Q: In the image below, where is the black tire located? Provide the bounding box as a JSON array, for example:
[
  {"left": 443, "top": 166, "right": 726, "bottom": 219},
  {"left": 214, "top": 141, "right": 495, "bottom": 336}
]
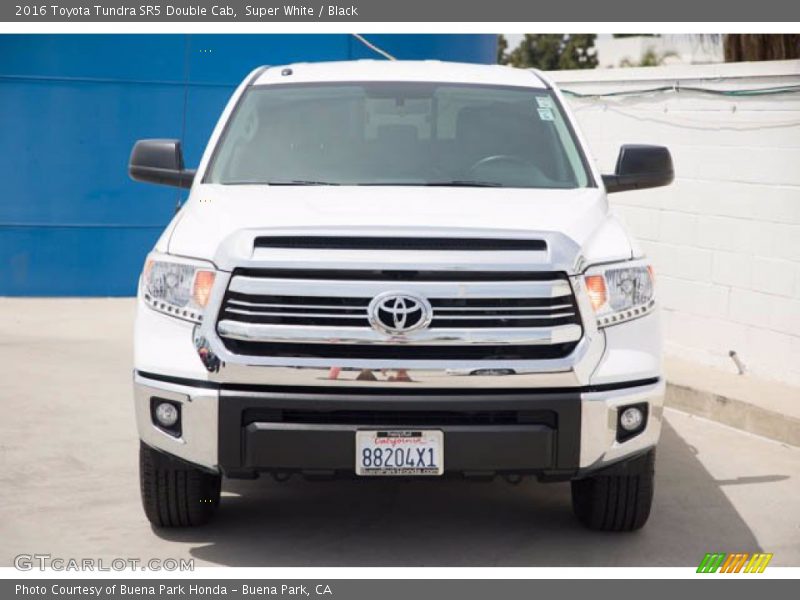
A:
[
  {"left": 139, "top": 442, "right": 221, "bottom": 527},
  {"left": 571, "top": 449, "right": 655, "bottom": 532}
]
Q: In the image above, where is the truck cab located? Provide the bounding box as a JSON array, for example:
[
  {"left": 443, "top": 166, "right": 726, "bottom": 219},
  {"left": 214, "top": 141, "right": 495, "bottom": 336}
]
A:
[{"left": 130, "top": 60, "right": 673, "bottom": 531}]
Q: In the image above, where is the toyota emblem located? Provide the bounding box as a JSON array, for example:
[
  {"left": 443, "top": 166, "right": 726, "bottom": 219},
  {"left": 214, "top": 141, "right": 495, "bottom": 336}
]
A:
[{"left": 368, "top": 291, "right": 433, "bottom": 335}]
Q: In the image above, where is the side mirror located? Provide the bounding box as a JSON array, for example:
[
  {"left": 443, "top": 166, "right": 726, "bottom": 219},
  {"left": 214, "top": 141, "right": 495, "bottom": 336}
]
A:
[
  {"left": 128, "top": 139, "right": 195, "bottom": 189},
  {"left": 602, "top": 145, "right": 674, "bottom": 194}
]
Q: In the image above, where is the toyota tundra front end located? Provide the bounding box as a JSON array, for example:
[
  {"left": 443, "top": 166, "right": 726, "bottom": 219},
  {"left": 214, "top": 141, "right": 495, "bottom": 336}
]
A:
[{"left": 129, "top": 60, "right": 673, "bottom": 531}]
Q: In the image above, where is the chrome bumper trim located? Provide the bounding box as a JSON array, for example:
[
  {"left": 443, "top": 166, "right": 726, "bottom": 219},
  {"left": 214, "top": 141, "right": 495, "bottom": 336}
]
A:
[
  {"left": 578, "top": 379, "right": 665, "bottom": 469},
  {"left": 229, "top": 275, "right": 573, "bottom": 299},
  {"left": 217, "top": 320, "right": 583, "bottom": 346},
  {"left": 206, "top": 332, "right": 602, "bottom": 387},
  {"left": 133, "top": 372, "right": 220, "bottom": 472}
]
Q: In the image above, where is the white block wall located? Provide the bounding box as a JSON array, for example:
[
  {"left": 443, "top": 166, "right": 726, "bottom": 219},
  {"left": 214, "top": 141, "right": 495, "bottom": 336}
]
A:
[{"left": 549, "top": 60, "right": 800, "bottom": 385}]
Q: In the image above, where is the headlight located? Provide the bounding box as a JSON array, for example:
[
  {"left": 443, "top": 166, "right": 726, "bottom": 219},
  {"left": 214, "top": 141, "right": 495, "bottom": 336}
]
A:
[
  {"left": 141, "top": 253, "right": 216, "bottom": 323},
  {"left": 583, "top": 261, "right": 655, "bottom": 327}
]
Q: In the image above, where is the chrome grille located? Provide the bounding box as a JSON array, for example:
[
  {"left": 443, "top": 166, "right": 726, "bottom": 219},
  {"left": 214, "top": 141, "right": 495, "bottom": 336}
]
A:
[
  {"left": 221, "top": 292, "right": 369, "bottom": 327},
  {"left": 215, "top": 268, "right": 584, "bottom": 360},
  {"left": 429, "top": 297, "right": 578, "bottom": 328},
  {"left": 219, "top": 292, "right": 579, "bottom": 329}
]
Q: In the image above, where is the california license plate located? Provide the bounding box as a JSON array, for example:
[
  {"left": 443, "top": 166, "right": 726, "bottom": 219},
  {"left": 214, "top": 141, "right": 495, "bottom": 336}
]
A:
[{"left": 355, "top": 430, "right": 444, "bottom": 476}]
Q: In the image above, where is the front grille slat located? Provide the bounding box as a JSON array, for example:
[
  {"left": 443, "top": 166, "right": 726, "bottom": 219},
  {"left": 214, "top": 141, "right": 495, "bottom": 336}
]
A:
[
  {"left": 225, "top": 308, "right": 368, "bottom": 319},
  {"left": 227, "top": 299, "right": 368, "bottom": 311},
  {"left": 433, "top": 304, "right": 574, "bottom": 312},
  {"left": 431, "top": 312, "right": 576, "bottom": 321},
  {"left": 226, "top": 291, "right": 371, "bottom": 306},
  {"left": 431, "top": 317, "right": 577, "bottom": 329},
  {"left": 221, "top": 314, "right": 371, "bottom": 327}
]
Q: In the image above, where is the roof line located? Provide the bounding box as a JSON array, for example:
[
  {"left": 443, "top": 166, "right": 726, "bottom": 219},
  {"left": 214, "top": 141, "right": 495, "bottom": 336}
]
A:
[
  {"left": 247, "top": 65, "right": 269, "bottom": 87},
  {"left": 528, "top": 68, "right": 551, "bottom": 89}
]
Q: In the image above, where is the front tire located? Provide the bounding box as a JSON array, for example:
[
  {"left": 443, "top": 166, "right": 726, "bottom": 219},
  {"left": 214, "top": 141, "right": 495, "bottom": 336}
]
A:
[
  {"left": 571, "top": 449, "right": 655, "bottom": 532},
  {"left": 139, "top": 442, "right": 221, "bottom": 527}
]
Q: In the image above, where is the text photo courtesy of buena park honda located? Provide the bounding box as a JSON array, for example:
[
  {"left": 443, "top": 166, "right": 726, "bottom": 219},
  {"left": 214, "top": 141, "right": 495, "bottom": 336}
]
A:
[{"left": 1, "top": 33, "right": 799, "bottom": 569}]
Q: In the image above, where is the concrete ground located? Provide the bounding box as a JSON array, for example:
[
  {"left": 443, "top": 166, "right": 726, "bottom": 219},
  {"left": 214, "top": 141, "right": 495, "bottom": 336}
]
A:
[
  {"left": 665, "top": 355, "right": 800, "bottom": 447},
  {"left": 1, "top": 298, "right": 799, "bottom": 567}
]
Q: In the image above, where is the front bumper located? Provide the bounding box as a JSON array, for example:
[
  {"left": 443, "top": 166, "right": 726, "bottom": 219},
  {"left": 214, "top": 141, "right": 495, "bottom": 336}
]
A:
[
  {"left": 133, "top": 269, "right": 664, "bottom": 478},
  {"left": 134, "top": 371, "right": 664, "bottom": 478}
]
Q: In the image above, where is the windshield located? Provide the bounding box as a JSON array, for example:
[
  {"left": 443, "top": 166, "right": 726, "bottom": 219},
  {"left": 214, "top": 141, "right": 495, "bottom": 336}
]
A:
[{"left": 206, "top": 82, "right": 592, "bottom": 188}]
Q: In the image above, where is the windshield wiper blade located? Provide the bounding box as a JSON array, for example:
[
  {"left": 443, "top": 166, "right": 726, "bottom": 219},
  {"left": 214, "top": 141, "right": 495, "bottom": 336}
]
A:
[
  {"left": 229, "top": 180, "right": 503, "bottom": 187},
  {"left": 350, "top": 181, "right": 504, "bottom": 187},
  {"left": 222, "top": 180, "right": 341, "bottom": 186},
  {"left": 266, "top": 180, "right": 341, "bottom": 186},
  {"left": 423, "top": 180, "right": 504, "bottom": 187}
]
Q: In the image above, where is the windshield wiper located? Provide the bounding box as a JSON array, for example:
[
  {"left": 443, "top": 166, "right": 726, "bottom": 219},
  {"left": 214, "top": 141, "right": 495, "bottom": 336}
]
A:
[
  {"left": 222, "top": 180, "right": 341, "bottom": 186},
  {"left": 266, "top": 180, "right": 341, "bottom": 186},
  {"left": 423, "top": 180, "right": 504, "bottom": 187},
  {"left": 226, "top": 180, "right": 503, "bottom": 187},
  {"left": 347, "top": 181, "right": 506, "bottom": 187}
]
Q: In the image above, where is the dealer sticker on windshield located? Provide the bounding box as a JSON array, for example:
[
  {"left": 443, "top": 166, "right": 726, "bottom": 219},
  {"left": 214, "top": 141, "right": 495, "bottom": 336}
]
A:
[
  {"left": 537, "top": 107, "right": 555, "bottom": 121},
  {"left": 355, "top": 430, "right": 444, "bottom": 476}
]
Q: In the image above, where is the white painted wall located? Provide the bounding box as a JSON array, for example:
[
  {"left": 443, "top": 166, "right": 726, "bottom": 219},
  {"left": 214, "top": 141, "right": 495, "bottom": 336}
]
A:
[
  {"left": 549, "top": 60, "right": 800, "bottom": 385},
  {"left": 594, "top": 34, "right": 723, "bottom": 68}
]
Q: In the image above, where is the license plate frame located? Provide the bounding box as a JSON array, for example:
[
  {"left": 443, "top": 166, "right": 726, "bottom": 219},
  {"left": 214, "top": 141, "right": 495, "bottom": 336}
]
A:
[{"left": 355, "top": 430, "right": 444, "bottom": 476}]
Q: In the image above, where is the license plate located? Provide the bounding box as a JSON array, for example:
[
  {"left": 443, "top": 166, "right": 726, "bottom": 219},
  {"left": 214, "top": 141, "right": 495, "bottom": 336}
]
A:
[{"left": 355, "top": 430, "right": 444, "bottom": 476}]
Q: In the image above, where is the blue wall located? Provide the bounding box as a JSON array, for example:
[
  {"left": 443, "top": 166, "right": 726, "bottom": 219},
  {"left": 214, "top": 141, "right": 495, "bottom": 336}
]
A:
[{"left": 0, "top": 34, "right": 498, "bottom": 296}]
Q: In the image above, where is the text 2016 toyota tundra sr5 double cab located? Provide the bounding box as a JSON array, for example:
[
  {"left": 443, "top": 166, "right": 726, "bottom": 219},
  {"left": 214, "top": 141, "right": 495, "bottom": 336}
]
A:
[{"left": 129, "top": 60, "right": 673, "bottom": 531}]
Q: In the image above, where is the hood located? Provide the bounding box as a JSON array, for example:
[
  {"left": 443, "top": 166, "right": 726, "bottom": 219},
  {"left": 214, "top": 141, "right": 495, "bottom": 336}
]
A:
[{"left": 166, "top": 184, "right": 634, "bottom": 272}]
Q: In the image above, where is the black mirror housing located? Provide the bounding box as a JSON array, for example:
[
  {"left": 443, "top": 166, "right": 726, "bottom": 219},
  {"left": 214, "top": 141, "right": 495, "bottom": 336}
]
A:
[
  {"left": 128, "top": 139, "right": 195, "bottom": 189},
  {"left": 602, "top": 145, "right": 674, "bottom": 194}
]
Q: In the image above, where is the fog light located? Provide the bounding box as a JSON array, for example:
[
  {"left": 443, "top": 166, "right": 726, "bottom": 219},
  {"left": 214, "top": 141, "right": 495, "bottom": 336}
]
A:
[
  {"left": 155, "top": 402, "right": 179, "bottom": 428},
  {"left": 620, "top": 406, "right": 644, "bottom": 432}
]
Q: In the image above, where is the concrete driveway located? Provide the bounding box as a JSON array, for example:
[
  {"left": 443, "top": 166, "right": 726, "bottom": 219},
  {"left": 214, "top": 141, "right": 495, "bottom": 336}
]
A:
[{"left": 2, "top": 299, "right": 799, "bottom": 567}]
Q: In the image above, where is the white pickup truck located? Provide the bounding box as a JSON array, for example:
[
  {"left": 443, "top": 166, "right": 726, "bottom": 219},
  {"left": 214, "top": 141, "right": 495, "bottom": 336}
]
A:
[{"left": 129, "top": 60, "right": 672, "bottom": 531}]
